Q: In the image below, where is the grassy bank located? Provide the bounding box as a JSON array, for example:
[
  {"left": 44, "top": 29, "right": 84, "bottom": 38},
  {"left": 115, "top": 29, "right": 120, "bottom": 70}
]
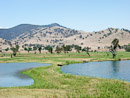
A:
[{"left": 0, "top": 52, "right": 130, "bottom": 98}]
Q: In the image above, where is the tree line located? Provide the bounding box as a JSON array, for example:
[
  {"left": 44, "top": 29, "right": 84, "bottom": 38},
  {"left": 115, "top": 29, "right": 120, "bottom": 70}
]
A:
[{"left": 0, "top": 38, "right": 129, "bottom": 58}]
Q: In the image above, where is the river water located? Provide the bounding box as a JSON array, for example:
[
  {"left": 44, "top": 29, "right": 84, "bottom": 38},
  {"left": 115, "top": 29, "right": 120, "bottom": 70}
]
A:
[
  {"left": 0, "top": 63, "right": 50, "bottom": 87},
  {"left": 61, "top": 60, "right": 130, "bottom": 82}
]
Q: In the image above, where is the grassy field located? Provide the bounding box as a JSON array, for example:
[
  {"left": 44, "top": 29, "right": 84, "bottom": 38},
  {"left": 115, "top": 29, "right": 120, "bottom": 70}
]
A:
[{"left": 0, "top": 52, "right": 130, "bottom": 98}]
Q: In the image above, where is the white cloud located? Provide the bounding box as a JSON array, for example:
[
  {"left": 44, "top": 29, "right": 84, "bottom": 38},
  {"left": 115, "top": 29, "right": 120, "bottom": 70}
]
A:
[{"left": 0, "top": 27, "right": 8, "bottom": 29}]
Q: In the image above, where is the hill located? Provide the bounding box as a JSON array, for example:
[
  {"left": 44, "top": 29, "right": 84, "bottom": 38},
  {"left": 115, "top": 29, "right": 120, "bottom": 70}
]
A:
[{"left": 0, "top": 23, "right": 130, "bottom": 51}]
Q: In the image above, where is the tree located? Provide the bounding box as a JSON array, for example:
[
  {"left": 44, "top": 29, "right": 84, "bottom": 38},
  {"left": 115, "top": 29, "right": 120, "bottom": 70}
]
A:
[
  {"left": 28, "top": 48, "right": 32, "bottom": 53},
  {"left": 85, "top": 47, "right": 90, "bottom": 56},
  {"left": 65, "top": 45, "right": 72, "bottom": 53},
  {"left": 82, "top": 48, "right": 86, "bottom": 52},
  {"left": 75, "top": 45, "right": 81, "bottom": 53},
  {"left": 7, "top": 41, "right": 19, "bottom": 57},
  {"left": 62, "top": 45, "right": 66, "bottom": 53},
  {"left": 48, "top": 46, "right": 53, "bottom": 54},
  {"left": 33, "top": 46, "right": 37, "bottom": 54},
  {"left": 24, "top": 47, "right": 28, "bottom": 51},
  {"left": 10, "top": 45, "right": 19, "bottom": 56},
  {"left": 24, "top": 47, "right": 32, "bottom": 53},
  {"left": 124, "top": 44, "right": 130, "bottom": 52},
  {"left": 5, "top": 48, "right": 9, "bottom": 51},
  {"left": 38, "top": 46, "right": 42, "bottom": 54},
  {"left": 44, "top": 45, "right": 51, "bottom": 50},
  {"left": 109, "top": 38, "right": 120, "bottom": 58},
  {"left": 55, "top": 46, "right": 62, "bottom": 54},
  {"left": 0, "top": 49, "right": 5, "bottom": 57}
]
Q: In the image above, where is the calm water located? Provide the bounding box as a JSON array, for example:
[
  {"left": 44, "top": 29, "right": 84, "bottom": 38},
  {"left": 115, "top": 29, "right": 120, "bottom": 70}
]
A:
[
  {"left": 61, "top": 60, "right": 130, "bottom": 82},
  {"left": 0, "top": 63, "right": 50, "bottom": 87}
]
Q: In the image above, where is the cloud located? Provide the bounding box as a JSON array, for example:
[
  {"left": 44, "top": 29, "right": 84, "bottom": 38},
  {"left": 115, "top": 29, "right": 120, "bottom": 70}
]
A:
[{"left": 0, "top": 27, "right": 8, "bottom": 29}]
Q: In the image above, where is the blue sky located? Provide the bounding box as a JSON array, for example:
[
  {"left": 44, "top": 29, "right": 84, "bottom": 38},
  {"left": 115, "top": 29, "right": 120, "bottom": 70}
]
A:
[{"left": 0, "top": 0, "right": 130, "bottom": 31}]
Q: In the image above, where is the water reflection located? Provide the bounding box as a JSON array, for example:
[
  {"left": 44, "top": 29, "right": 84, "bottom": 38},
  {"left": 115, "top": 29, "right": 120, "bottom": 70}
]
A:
[
  {"left": 14, "top": 71, "right": 31, "bottom": 80},
  {"left": 111, "top": 61, "right": 120, "bottom": 73},
  {"left": 61, "top": 60, "right": 130, "bottom": 82}
]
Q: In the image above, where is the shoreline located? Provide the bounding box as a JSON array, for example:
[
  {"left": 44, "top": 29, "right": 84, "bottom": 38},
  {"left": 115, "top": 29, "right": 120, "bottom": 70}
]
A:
[{"left": 0, "top": 52, "right": 130, "bottom": 98}]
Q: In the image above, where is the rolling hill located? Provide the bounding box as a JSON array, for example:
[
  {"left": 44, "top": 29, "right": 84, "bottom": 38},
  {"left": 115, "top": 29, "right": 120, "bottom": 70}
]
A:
[{"left": 0, "top": 23, "right": 130, "bottom": 51}]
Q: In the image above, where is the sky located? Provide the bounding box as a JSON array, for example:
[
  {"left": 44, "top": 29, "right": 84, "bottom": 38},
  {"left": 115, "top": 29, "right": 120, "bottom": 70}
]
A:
[{"left": 0, "top": 0, "right": 130, "bottom": 32}]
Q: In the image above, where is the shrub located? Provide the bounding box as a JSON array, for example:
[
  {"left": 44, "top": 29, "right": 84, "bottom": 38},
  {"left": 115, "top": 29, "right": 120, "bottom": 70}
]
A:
[{"left": 124, "top": 44, "right": 130, "bottom": 52}]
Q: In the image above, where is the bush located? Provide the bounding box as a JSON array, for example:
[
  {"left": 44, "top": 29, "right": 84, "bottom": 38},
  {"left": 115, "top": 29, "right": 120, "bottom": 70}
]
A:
[{"left": 124, "top": 44, "right": 130, "bottom": 52}]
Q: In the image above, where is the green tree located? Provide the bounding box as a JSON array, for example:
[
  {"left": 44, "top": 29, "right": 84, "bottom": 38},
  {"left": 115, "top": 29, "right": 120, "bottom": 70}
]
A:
[
  {"left": 61, "top": 45, "right": 72, "bottom": 53},
  {"left": 85, "top": 47, "right": 90, "bottom": 56},
  {"left": 75, "top": 45, "right": 81, "bottom": 53},
  {"left": 38, "top": 46, "right": 42, "bottom": 54},
  {"left": 10, "top": 45, "right": 19, "bottom": 56},
  {"left": 24, "top": 47, "right": 32, "bottom": 53},
  {"left": 45, "top": 45, "right": 51, "bottom": 50},
  {"left": 24, "top": 47, "right": 28, "bottom": 51},
  {"left": 33, "top": 46, "right": 37, "bottom": 54},
  {"left": 62, "top": 45, "right": 66, "bottom": 53},
  {"left": 65, "top": 45, "right": 72, "bottom": 53},
  {"left": 124, "top": 44, "right": 130, "bottom": 52},
  {"left": 5, "top": 48, "right": 9, "bottom": 51},
  {"left": 110, "top": 38, "right": 120, "bottom": 58},
  {"left": 48, "top": 46, "right": 53, "bottom": 54},
  {"left": 82, "top": 48, "right": 86, "bottom": 52},
  {"left": 55, "top": 46, "right": 62, "bottom": 54}
]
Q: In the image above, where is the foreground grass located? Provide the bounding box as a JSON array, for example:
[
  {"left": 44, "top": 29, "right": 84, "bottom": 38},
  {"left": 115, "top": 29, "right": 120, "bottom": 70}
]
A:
[{"left": 0, "top": 52, "right": 130, "bottom": 98}]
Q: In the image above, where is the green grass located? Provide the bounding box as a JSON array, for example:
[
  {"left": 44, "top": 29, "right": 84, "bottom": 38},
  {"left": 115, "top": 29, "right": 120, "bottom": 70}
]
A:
[{"left": 0, "top": 52, "right": 130, "bottom": 98}]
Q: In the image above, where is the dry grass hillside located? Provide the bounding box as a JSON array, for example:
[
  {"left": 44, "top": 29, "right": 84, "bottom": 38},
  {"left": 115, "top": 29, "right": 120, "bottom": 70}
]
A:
[{"left": 0, "top": 24, "right": 130, "bottom": 51}]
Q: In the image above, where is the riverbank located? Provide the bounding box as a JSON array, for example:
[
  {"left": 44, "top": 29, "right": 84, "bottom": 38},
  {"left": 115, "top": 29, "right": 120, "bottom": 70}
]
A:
[{"left": 0, "top": 52, "right": 130, "bottom": 98}]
